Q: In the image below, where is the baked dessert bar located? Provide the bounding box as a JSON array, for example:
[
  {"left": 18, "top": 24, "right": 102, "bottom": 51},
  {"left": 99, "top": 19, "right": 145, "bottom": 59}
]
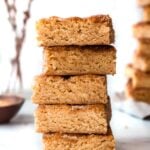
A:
[
  {"left": 36, "top": 15, "right": 114, "bottom": 46},
  {"left": 125, "top": 64, "right": 150, "bottom": 88},
  {"left": 133, "top": 22, "right": 150, "bottom": 40},
  {"left": 43, "top": 45, "right": 116, "bottom": 75},
  {"left": 43, "top": 132, "right": 115, "bottom": 150},
  {"left": 32, "top": 75, "right": 107, "bottom": 104},
  {"left": 136, "top": 40, "right": 150, "bottom": 55},
  {"left": 35, "top": 104, "right": 110, "bottom": 134},
  {"left": 125, "top": 80, "right": 150, "bottom": 103},
  {"left": 143, "top": 5, "right": 150, "bottom": 21},
  {"left": 133, "top": 51, "right": 150, "bottom": 72}
]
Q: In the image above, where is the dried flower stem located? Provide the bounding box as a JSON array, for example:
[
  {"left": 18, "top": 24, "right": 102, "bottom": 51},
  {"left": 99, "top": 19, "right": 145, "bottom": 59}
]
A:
[{"left": 4, "top": 0, "right": 33, "bottom": 92}]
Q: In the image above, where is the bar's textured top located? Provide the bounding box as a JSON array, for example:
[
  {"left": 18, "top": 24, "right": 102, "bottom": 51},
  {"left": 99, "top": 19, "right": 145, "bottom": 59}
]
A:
[{"left": 36, "top": 15, "right": 114, "bottom": 46}]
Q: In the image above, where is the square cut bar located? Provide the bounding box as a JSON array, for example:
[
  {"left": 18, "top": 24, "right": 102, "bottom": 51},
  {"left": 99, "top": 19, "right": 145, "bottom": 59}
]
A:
[
  {"left": 125, "top": 80, "right": 150, "bottom": 103},
  {"left": 35, "top": 104, "right": 109, "bottom": 134},
  {"left": 43, "top": 45, "right": 116, "bottom": 75},
  {"left": 143, "top": 6, "right": 150, "bottom": 21},
  {"left": 125, "top": 64, "right": 150, "bottom": 88},
  {"left": 136, "top": 40, "right": 150, "bottom": 55},
  {"left": 36, "top": 15, "right": 114, "bottom": 46},
  {"left": 133, "top": 51, "right": 150, "bottom": 72},
  {"left": 137, "top": 0, "right": 150, "bottom": 6},
  {"left": 133, "top": 22, "right": 150, "bottom": 40},
  {"left": 43, "top": 132, "right": 115, "bottom": 150},
  {"left": 32, "top": 75, "right": 107, "bottom": 104}
]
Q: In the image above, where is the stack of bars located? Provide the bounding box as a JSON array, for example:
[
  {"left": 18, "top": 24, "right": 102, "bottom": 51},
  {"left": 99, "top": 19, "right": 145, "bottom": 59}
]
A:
[
  {"left": 125, "top": 0, "right": 150, "bottom": 103},
  {"left": 32, "top": 15, "right": 116, "bottom": 150}
]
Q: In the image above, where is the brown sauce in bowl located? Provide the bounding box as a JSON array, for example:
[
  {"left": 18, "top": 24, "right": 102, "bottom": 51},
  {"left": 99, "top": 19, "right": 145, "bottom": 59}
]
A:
[{"left": 0, "top": 95, "right": 22, "bottom": 107}]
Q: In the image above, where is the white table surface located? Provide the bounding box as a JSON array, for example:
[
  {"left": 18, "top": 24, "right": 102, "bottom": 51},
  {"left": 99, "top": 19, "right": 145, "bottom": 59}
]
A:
[{"left": 0, "top": 100, "right": 150, "bottom": 150}]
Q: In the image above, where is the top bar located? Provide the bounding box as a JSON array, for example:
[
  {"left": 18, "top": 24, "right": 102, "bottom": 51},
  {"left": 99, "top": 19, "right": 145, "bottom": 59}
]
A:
[
  {"left": 133, "top": 22, "right": 150, "bottom": 40},
  {"left": 36, "top": 15, "right": 114, "bottom": 46}
]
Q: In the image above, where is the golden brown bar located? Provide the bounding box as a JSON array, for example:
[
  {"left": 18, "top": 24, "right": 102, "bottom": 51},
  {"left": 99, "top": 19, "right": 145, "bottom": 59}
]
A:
[
  {"left": 36, "top": 15, "right": 114, "bottom": 46},
  {"left": 143, "top": 5, "right": 150, "bottom": 21},
  {"left": 125, "top": 80, "right": 150, "bottom": 103},
  {"left": 136, "top": 40, "right": 150, "bottom": 55},
  {"left": 133, "top": 51, "right": 150, "bottom": 72},
  {"left": 32, "top": 75, "right": 107, "bottom": 104},
  {"left": 35, "top": 104, "right": 109, "bottom": 134},
  {"left": 133, "top": 22, "right": 150, "bottom": 40},
  {"left": 43, "top": 45, "right": 116, "bottom": 75},
  {"left": 43, "top": 132, "right": 115, "bottom": 150},
  {"left": 125, "top": 64, "right": 150, "bottom": 88}
]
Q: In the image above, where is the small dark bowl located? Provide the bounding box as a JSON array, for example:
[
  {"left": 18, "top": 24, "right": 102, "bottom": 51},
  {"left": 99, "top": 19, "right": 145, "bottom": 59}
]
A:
[{"left": 0, "top": 95, "right": 24, "bottom": 123}]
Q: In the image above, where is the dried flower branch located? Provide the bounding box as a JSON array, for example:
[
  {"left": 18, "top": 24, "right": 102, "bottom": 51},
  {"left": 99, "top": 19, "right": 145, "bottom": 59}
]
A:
[{"left": 4, "top": 0, "right": 34, "bottom": 93}]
